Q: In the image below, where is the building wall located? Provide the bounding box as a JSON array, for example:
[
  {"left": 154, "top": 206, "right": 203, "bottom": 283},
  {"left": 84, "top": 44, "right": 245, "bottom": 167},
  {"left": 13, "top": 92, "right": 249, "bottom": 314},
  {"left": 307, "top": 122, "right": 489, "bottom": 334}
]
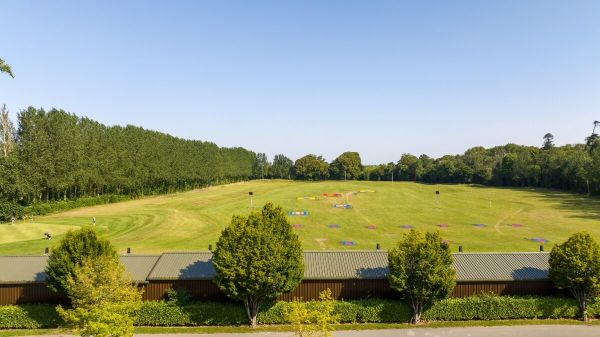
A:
[
  {"left": 142, "top": 280, "right": 226, "bottom": 301},
  {"left": 279, "top": 279, "right": 396, "bottom": 301},
  {"left": 452, "top": 280, "right": 556, "bottom": 297},
  {"left": 0, "top": 283, "right": 65, "bottom": 305},
  {"left": 0, "top": 279, "right": 557, "bottom": 305}
]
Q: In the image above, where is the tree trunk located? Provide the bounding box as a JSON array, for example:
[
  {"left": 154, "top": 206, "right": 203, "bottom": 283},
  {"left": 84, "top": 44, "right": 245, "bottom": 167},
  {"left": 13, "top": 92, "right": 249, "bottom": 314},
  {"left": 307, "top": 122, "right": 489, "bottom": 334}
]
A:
[
  {"left": 410, "top": 301, "right": 423, "bottom": 324},
  {"left": 244, "top": 297, "right": 260, "bottom": 328}
]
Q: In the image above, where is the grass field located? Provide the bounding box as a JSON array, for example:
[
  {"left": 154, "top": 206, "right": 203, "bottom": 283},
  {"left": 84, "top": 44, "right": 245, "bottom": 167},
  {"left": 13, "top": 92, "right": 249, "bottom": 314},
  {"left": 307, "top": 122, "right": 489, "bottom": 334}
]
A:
[{"left": 1, "top": 180, "right": 599, "bottom": 254}]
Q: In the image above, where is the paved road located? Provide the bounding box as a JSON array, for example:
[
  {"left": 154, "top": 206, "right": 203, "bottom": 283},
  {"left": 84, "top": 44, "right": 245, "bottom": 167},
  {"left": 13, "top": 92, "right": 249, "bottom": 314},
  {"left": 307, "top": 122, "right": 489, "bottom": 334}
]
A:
[{"left": 25, "top": 325, "right": 600, "bottom": 337}]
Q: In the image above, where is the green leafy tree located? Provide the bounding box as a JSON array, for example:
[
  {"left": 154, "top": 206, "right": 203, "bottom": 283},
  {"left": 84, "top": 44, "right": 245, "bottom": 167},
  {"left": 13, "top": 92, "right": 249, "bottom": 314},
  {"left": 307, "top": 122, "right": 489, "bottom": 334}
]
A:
[
  {"left": 270, "top": 154, "right": 294, "bottom": 179},
  {"left": 542, "top": 133, "right": 555, "bottom": 150},
  {"left": 396, "top": 154, "right": 418, "bottom": 181},
  {"left": 286, "top": 289, "right": 340, "bottom": 337},
  {"left": 549, "top": 232, "right": 600, "bottom": 321},
  {"left": 45, "top": 227, "right": 117, "bottom": 294},
  {"left": 57, "top": 255, "right": 142, "bottom": 337},
  {"left": 0, "top": 58, "right": 14, "bottom": 78},
  {"left": 329, "top": 152, "right": 362, "bottom": 180},
  {"left": 252, "top": 152, "right": 270, "bottom": 179},
  {"left": 213, "top": 202, "right": 304, "bottom": 327},
  {"left": 388, "top": 230, "right": 455, "bottom": 324},
  {"left": 293, "top": 154, "right": 329, "bottom": 181}
]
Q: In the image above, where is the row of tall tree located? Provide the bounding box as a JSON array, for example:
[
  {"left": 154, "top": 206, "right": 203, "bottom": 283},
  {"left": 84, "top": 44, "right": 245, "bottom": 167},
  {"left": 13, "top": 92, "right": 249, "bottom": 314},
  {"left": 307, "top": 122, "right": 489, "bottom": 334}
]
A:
[
  {"left": 254, "top": 125, "right": 600, "bottom": 196},
  {"left": 0, "top": 107, "right": 256, "bottom": 205}
]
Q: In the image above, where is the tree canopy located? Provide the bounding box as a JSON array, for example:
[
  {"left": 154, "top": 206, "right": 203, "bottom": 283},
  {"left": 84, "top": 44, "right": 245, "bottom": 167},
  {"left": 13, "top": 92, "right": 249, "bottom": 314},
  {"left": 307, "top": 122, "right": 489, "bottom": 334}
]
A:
[
  {"left": 388, "top": 230, "right": 455, "bottom": 324},
  {"left": 293, "top": 154, "right": 329, "bottom": 181},
  {"left": 329, "top": 151, "right": 362, "bottom": 180},
  {"left": 45, "top": 227, "right": 117, "bottom": 294},
  {"left": 212, "top": 202, "right": 304, "bottom": 327},
  {"left": 57, "top": 255, "right": 142, "bottom": 337},
  {"left": 0, "top": 58, "right": 14, "bottom": 78},
  {"left": 549, "top": 232, "right": 600, "bottom": 321}
]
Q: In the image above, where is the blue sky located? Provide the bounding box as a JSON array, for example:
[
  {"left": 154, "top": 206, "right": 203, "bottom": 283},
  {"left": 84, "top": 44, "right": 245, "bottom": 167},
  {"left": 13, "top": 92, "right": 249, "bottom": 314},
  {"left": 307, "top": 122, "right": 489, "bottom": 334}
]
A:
[{"left": 1, "top": 0, "right": 599, "bottom": 164}]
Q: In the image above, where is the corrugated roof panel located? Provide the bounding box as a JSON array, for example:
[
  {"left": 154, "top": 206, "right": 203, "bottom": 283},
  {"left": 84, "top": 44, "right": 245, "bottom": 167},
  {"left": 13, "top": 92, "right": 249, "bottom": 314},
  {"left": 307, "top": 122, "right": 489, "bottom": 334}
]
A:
[
  {"left": 0, "top": 251, "right": 552, "bottom": 283},
  {"left": 147, "top": 252, "right": 215, "bottom": 280},
  {"left": 452, "top": 253, "right": 550, "bottom": 281},
  {"left": 119, "top": 255, "right": 161, "bottom": 283},
  {"left": 303, "top": 251, "right": 388, "bottom": 280},
  {"left": 0, "top": 256, "right": 48, "bottom": 283}
]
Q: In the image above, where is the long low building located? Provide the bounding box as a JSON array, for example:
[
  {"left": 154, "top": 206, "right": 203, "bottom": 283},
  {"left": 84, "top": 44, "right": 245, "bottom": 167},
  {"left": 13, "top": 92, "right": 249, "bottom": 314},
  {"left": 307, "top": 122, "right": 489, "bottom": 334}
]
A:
[{"left": 0, "top": 251, "right": 554, "bottom": 305}]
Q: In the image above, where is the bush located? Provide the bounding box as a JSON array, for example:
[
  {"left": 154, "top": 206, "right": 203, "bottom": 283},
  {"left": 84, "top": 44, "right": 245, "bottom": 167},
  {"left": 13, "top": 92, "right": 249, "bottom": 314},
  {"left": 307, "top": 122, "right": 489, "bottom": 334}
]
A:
[
  {"left": 423, "top": 295, "right": 581, "bottom": 321},
  {"left": 4, "top": 296, "right": 600, "bottom": 329},
  {"left": 24, "top": 195, "right": 130, "bottom": 217},
  {"left": 0, "top": 305, "right": 62, "bottom": 329},
  {"left": 0, "top": 200, "right": 24, "bottom": 222},
  {"left": 134, "top": 301, "right": 247, "bottom": 326},
  {"left": 165, "top": 288, "right": 193, "bottom": 307}
]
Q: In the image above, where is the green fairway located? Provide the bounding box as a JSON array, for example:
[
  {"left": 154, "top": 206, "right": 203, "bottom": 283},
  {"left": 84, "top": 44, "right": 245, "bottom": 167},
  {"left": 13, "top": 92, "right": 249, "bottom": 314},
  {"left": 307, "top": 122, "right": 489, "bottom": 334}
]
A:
[{"left": 1, "top": 180, "right": 599, "bottom": 254}]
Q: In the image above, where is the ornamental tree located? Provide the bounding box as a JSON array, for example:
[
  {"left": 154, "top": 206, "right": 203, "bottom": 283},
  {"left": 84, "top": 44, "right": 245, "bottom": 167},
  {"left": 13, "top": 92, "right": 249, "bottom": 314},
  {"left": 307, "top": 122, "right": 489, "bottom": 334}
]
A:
[
  {"left": 549, "top": 232, "right": 600, "bottom": 321},
  {"left": 388, "top": 230, "right": 455, "bottom": 324},
  {"left": 213, "top": 202, "right": 304, "bottom": 327},
  {"left": 46, "top": 227, "right": 117, "bottom": 295},
  {"left": 57, "top": 255, "right": 142, "bottom": 337}
]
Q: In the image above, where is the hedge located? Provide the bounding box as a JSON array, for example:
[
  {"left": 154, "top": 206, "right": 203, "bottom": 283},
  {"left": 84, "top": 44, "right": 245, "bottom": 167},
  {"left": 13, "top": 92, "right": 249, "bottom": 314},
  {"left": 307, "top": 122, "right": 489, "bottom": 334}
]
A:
[
  {"left": 4, "top": 296, "right": 600, "bottom": 328},
  {"left": 23, "top": 195, "right": 130, "bottom": 218},
  {"left": 0, "top": 305, "right": 62, "bottom": 329},
  {"left": 134, "top": 296, "right": 599, "bottom": 326}
]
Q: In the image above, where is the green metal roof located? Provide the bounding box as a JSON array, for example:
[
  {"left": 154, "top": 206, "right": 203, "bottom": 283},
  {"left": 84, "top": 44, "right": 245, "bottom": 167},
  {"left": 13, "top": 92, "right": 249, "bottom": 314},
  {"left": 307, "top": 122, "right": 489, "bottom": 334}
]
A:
[
  {"left": 119, "top": 255, "right": 161, "bottom": 283},
  {"left": 303, "top": 251, "right": 388, "bottom": 280},
  {"left": 147, "top": 252, "right": 215, "bottom": 280},
  {"left": 0, "top": 256, "right": 48, "bottom": 283},
  {"left": 452, "top": 252, "right": 550, "bottom": 281},
  {"left": 0, "top": 251, "right": 552, "bottom": 283}
]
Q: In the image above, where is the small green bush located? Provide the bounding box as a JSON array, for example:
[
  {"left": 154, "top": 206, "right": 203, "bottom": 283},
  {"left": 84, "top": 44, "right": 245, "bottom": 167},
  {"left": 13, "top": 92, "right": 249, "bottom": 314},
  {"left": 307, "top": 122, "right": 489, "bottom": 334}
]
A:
[
  {"left": 0, "top": 305, "right": 62, "bottom": 329},
  {"left": 24, "top": 195, "right": 130, "bottom": 217}
]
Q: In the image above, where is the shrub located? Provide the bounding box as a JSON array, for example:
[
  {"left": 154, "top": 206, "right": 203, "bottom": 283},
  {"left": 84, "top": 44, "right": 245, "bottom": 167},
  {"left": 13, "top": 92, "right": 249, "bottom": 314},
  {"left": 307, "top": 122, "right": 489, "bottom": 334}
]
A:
[
  {"left": 423, "top": 295, "right": 580, "bottom": 321},
  {"left": 24, "top": 195, "right": 130, "bottom": 217},
  {"left": 134, "top": 301, "right": 247, "bottom": 326},
  {"left": 0, "top": 200, "right": 24, "bottom": 222},
  {"left": 0, "top": 305, "right": 62, "bottom": 329},
  {"left": 165, "top": 288, "right": 193, "bottom": 307}
]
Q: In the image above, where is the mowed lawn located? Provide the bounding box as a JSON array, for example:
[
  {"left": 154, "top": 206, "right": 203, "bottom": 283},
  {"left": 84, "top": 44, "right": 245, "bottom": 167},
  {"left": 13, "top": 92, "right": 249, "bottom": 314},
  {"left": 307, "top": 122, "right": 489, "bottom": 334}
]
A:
[{"left": 1, "top": 180, "right": 599, "bottom": 254}]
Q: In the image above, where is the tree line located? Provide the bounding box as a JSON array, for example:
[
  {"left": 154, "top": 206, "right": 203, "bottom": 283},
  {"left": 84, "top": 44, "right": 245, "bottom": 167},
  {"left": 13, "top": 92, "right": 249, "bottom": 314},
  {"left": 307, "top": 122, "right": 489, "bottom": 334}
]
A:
[
  {"left": 256, "top": 123, "right": 600, "bottom": 196},
  {"left": 0, "top": 107, "right": 255, "bottom": 215}
]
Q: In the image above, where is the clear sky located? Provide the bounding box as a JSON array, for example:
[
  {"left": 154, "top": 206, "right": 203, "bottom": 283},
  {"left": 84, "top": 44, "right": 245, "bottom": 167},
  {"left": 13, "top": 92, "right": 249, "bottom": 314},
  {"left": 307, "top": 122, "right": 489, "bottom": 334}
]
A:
[{"left": 1, "top": 0, "right": 599, "bottom": 164}]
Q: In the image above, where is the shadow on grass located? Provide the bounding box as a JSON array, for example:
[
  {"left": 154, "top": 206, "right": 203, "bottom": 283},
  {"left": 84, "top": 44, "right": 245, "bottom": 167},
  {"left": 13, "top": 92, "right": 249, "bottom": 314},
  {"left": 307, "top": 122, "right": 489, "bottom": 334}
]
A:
[{"left": 467, "top": 184, "right": 600, "bottom": 221}]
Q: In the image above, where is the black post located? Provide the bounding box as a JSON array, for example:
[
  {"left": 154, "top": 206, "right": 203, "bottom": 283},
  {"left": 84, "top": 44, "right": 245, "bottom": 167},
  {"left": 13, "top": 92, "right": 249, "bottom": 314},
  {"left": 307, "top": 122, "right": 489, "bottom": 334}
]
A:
[
  {"left": 44, "top": 247, "right": 49, "bottom": 255},
  {"left": 540, "top": 245, "right": 544, "bottom": 252},
  {"left": 458, "top": 245, "right": 463, "bottom": 253},
  {"left": 376, "top": 243, "right": 380, "bottom": 250},
  {"left": 127, "top": 247, "right": 131, "bottom": 254},
  {"left": 209, "top": 244, "right": 213, "bottom": 251}
]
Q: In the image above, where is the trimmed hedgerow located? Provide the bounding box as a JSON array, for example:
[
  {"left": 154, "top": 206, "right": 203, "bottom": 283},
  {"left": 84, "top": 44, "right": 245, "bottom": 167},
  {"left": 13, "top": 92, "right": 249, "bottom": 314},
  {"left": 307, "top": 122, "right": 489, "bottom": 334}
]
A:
[
  {"left": 4, "top": 296, "right": 600, "bottom": 328},
  {"left": 423, "top": 295, "right": 581, "bottom": 321},
  {"left": 134, "top": 301, "right": 247, "bottom": 326},
  {"left": 0, "top": 305, "right": 62, "bottom": 329}
]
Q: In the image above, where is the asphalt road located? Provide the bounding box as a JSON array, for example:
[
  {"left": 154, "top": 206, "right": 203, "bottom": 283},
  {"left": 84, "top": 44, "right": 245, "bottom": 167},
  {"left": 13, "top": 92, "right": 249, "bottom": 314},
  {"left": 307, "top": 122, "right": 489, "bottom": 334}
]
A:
[{"left": 26, "top": 325, "right": 600, "bottom": 337}]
